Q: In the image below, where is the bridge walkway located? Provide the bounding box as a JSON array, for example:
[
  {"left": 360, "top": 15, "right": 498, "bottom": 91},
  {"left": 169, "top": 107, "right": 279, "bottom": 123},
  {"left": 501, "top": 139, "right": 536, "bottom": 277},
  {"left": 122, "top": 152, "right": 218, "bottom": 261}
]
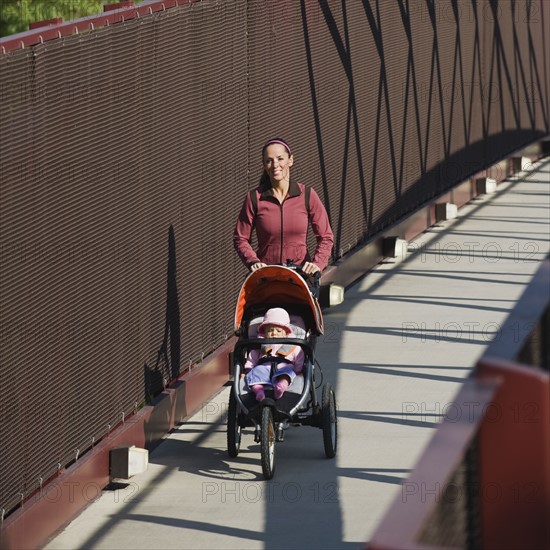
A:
[{"left": 45, "top": 158, "right": 550, "bottom": 549}]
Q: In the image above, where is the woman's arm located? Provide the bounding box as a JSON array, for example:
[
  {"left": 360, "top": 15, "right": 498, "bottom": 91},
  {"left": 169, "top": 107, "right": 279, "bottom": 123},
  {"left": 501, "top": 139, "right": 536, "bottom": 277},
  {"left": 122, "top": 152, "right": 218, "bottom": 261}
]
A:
[
  {"left": 308, "top": 187, "right": 334, "bottom": 271},
  {"left": 233, "top": 192, "right": 261, "bottom": 268}
]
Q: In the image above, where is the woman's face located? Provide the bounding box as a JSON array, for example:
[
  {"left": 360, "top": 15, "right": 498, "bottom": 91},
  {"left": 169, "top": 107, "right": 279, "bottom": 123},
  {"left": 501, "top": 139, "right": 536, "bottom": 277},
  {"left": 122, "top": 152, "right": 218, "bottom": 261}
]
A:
[{"left": 263, "top": 144, "right": 294, "bottom": 185}]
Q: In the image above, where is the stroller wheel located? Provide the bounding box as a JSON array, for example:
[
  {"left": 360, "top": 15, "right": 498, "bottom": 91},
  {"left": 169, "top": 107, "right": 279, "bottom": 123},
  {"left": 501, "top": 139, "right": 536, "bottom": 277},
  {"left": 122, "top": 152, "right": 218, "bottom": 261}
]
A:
[
  {"left": 321, "top": 383, "right": 337, "bottom": 458},
  {"left": 260, "top": 406, "right": 276, "bottom": 479},
  {"left": 227, "top": 390, "right": 242, "bottom": 457}
]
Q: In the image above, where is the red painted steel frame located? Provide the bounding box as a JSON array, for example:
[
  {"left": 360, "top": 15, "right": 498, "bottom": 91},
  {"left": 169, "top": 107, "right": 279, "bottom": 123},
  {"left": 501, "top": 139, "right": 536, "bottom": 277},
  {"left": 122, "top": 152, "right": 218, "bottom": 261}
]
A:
[
  {"left": 29, "top": 18, "right": 63, "bottom": 30},
  {"left": 477, "top": 358, "right": 550, "bottom": 550},
  {"left": 0, "top": 0, "right": 199, "bottom": 54},
  {"left": 367, "top": 377, "right": 500, "bottom": 550},
  {"left": 368, "top": 359, "right": 550, "bottom": 550}
]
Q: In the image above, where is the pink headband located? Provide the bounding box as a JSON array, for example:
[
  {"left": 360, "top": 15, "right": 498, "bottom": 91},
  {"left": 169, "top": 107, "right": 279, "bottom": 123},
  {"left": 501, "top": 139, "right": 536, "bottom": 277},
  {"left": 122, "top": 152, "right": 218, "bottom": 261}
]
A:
[{"left": 263, "top": 139, "right": 292, "bottom": 156}]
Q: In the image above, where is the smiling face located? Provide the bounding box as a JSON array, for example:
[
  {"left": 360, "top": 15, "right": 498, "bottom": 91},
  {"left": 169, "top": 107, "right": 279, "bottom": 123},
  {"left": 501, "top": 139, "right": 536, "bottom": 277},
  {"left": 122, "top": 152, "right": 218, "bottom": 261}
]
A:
[
  {"left": 263, "top": 143, "right": 294, "bottom": 185},
  {"left": 262, "top": 324, "right": 287, "bottom": 338}
]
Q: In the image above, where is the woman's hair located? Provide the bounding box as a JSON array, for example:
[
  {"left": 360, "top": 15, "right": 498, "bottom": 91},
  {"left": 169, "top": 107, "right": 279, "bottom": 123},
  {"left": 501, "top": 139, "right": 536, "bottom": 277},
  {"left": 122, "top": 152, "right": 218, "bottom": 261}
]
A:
[
  {"left": 262, "top": 137, "right": 292, "bottom": 157},
  {"left": 259, "top": 137, "right": 292, "bottom": 188}
]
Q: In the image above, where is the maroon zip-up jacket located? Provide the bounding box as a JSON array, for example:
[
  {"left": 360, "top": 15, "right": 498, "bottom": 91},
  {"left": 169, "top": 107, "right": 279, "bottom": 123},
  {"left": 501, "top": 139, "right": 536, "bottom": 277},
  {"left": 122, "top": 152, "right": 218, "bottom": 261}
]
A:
[{"left": 233, "top": 180, "right": 334, "bottom": 270}]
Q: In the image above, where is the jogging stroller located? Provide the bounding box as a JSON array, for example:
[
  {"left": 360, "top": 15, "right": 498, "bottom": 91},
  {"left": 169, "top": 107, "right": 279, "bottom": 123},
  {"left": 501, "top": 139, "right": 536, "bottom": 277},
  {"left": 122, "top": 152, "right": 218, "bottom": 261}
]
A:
[{"left": 227, "top": 264, "right": 337, "bottom": 479}]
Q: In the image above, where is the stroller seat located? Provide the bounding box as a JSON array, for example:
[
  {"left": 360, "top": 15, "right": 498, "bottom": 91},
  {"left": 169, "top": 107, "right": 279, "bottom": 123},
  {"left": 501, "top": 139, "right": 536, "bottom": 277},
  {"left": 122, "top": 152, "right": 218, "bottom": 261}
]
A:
[{"left": 240, "top": 313, "right": 307, "bottom": 397}]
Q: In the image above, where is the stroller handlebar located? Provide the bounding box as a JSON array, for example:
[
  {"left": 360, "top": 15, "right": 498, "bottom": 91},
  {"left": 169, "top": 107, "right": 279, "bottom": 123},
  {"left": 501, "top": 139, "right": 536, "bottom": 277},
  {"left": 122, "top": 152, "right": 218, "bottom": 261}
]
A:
[{"left": 283, "top": 260, "right": 321, "bottom": 289}]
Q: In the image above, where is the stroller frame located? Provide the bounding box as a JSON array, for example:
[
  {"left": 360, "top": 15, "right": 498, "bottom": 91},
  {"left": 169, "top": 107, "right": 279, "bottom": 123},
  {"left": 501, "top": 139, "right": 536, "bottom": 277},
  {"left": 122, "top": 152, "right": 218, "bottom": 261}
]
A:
[{"left": 228, "top": 265, "right": 337, "bottom": 479}]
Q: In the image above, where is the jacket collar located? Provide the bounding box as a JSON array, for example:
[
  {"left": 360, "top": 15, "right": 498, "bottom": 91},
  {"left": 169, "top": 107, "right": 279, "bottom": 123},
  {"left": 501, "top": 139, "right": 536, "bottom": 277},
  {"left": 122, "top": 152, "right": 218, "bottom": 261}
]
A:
[{"left": 259, "top": 178, "right": 301, "bottom": 201}]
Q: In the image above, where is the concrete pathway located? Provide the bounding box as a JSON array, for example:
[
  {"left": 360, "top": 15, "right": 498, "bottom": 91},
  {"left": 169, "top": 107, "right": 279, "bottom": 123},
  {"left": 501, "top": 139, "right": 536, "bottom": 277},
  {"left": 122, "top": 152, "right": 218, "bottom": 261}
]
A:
[{"left": 45, "top": 159, "right": 550, "bottom": 549}]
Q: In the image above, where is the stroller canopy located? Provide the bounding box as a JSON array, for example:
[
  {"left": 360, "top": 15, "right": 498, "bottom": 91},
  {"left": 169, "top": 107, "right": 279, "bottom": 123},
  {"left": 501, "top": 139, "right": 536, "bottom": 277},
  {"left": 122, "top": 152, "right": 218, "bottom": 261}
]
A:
[{"left": 234, "top": 265, "right": 324, "bottom": 335}]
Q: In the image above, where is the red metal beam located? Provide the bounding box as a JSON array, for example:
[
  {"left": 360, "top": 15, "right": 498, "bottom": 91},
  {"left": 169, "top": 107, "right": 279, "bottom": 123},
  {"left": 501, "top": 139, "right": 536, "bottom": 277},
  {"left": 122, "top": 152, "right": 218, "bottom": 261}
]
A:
[
  {"left": 104, "top": 1, "right": 136, "bottom": 11},
  {"left": 29, "top": 18, "right": 64, "bottom": 30},
  {"left": 367, "top": 377, "right": 499, "bottom": 550},
  {"left": 477, "top": 358, "right": 550, "bottom": 550},
  {"left": 0, "top": 0, "right": 197, "bottom": 54}
]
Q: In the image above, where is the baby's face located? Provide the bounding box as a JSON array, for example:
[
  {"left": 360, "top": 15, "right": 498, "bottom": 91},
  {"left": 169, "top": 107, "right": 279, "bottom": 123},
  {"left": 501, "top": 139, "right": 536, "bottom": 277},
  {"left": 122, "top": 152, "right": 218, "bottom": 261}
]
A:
[{"left": 263, "top": 324, "right": 287, "bottom": 338}]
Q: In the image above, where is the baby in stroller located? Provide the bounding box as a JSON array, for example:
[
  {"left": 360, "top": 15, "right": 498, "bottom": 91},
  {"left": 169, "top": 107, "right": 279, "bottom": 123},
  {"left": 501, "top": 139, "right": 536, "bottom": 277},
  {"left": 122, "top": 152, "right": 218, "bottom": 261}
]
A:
[{"left": 244, "top": 308, "right": 305, "bottom": 401}]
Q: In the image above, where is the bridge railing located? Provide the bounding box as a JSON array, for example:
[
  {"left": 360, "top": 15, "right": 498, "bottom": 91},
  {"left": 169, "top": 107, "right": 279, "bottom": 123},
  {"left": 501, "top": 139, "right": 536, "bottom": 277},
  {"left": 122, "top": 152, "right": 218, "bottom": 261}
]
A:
[{"left": 368, "top": 257, "right": 550, "bottom": 550}]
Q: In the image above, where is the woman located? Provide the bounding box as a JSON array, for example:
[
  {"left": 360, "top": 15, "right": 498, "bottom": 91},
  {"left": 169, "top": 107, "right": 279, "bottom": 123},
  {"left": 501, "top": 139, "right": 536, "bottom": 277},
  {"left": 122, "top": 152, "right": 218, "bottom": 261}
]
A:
[{"left": 233, "top": 138, "right": 333, "bottom": 275}]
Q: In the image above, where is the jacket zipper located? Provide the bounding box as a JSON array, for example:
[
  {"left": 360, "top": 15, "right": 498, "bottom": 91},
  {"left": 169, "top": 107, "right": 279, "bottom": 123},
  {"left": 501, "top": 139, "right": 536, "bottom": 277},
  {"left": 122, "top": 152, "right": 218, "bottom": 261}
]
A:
[{"left": 279, "top": 200, "right": 284, "bottom": 264}]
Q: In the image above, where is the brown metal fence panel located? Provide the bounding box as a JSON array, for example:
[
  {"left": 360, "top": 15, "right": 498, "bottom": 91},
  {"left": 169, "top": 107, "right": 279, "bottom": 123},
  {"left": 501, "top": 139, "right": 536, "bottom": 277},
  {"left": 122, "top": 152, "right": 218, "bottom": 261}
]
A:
[
  {"left": 0, "top": 0, "right": 548, "bottom": 519},
  {"left": 0, "top": 0, "right": 250, "bottom": 518}
]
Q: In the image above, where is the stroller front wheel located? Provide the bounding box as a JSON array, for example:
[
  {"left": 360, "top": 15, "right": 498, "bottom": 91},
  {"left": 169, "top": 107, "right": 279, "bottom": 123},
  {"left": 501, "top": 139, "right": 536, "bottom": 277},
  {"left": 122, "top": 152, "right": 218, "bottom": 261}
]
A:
[
  {"left": 227, "top": 390, "right": 242, "bottom": 458},
  {"left": 260, "top": 406, "right": 276, "bottom": 479}
]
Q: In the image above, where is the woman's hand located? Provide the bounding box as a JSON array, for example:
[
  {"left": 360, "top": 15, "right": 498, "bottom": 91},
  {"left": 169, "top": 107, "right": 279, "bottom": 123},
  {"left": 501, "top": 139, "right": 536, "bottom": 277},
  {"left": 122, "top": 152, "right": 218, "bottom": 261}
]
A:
[
  {"left": 301, "top": 261, "right": 320, "bottom": 275},
  {"left": 250, "top": 262, "right": 267, "bottom": 272}
]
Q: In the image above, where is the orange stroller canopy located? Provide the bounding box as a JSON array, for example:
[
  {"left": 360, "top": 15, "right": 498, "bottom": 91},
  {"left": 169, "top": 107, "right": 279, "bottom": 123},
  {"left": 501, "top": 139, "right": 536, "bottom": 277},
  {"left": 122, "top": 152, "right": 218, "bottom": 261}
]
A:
[{"left": 234, "top": 265, "right": 324, "bottom": 335}]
